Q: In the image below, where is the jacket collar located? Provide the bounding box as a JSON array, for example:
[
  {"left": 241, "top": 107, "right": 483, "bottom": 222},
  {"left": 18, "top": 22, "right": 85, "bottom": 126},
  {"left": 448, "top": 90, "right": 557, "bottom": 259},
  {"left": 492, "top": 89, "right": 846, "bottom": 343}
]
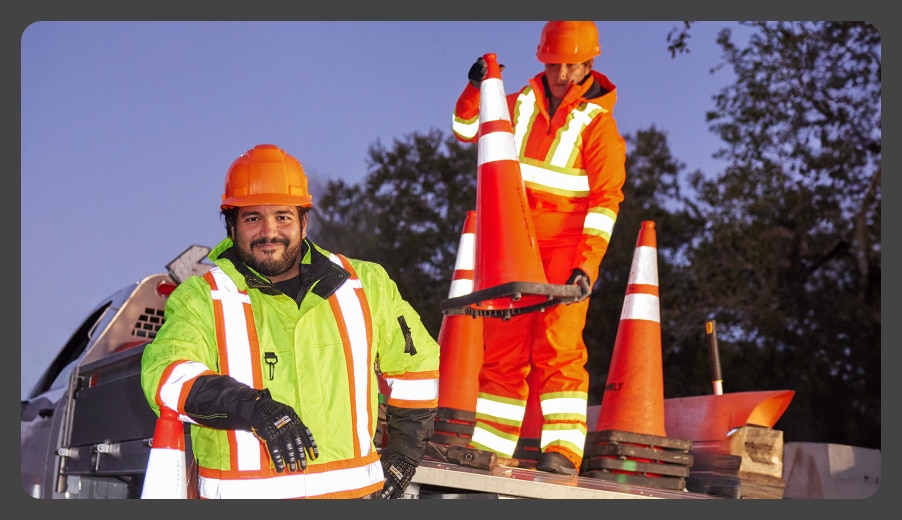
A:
[
  {"left": 531, "top": 69, "right": 618, "bottom": 115},
  {"left": 212, "top": 238, "right": 350, "bottom": 300}
]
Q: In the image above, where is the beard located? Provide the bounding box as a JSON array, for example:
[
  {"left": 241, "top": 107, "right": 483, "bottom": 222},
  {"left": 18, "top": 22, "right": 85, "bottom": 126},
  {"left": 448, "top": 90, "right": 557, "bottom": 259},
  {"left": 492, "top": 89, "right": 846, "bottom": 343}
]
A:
[{"left": 235, "top": 236, "right": 302, "bottom": 279}]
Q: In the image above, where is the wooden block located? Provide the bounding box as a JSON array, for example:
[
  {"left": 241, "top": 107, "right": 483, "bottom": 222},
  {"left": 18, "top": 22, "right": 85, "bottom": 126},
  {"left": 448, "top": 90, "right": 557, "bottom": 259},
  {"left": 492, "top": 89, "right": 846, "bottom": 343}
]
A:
[{"left": 692, "top": 426, "right": 784, "bottom": 481}]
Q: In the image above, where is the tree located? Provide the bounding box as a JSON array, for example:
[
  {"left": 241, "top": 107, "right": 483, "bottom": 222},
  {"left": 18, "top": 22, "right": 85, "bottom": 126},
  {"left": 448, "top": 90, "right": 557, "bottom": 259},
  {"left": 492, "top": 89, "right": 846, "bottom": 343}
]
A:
[{"left": 684, "top": 22, "right": 881, "bottom": 448}]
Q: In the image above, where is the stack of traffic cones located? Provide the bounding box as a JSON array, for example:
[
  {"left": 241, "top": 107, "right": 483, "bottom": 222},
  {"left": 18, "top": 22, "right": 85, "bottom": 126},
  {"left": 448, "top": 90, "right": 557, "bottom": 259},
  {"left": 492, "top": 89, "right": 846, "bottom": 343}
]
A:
[
  {"left": 141, "top": 406, "right": 188, "bottom": 499},
  {"left": 583, "top": 221, "right": 693, "bottom": 491},
  {"left": 433, "top": 211, "right": 484, "bottom": 446},
  {"left": 441, "top": 52, "right": 579, "bottom": 319}
]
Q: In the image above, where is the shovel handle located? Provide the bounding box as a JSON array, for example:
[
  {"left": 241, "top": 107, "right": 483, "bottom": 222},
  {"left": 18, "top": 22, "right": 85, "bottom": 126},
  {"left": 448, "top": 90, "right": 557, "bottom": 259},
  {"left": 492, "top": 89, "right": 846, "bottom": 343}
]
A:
[{"left": 706, "top": 320, "right": 724, "bottom": 395}]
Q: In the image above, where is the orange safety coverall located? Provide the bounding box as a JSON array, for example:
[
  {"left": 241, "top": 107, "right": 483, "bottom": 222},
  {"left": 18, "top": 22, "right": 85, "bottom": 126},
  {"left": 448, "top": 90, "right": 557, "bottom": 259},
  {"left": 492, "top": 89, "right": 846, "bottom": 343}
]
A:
[{"left": 452, "top": 69, "right": 626, "bottom": 468}]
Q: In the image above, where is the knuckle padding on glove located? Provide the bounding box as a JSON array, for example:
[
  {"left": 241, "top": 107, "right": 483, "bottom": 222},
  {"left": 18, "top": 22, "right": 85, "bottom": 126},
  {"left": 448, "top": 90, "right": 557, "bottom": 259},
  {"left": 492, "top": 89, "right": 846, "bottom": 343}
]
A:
[
  {"left": 380, "top": 453, "right": 418, "bottom": 499},
  {"left": 250, "top": 392, "right": 319, "bottom": 472}
]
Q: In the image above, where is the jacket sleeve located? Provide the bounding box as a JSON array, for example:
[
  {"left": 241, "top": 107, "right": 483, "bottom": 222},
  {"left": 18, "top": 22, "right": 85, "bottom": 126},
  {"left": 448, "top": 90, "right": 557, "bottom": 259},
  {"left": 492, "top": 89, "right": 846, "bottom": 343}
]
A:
[
  {"left": 140, "top": 276, "right": 222, "bottom": 416},
  {"left": 362, "top": 261, "right": 440, "bottom": 464},
  {"left": 182, "top": 374, "right": 263, "bottom": 430},
  {"left": 382, "top": 404, "right": 436, "bottom": 464},
  {"left": 573, "top": 111, "right": 627, "bottom": 281},
  {"left": 452, "top": 83, "right": 481, "bottom": 142}
]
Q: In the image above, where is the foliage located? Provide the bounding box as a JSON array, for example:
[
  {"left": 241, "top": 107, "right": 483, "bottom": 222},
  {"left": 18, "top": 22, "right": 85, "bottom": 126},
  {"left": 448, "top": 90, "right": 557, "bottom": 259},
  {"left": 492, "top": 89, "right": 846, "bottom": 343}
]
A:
[{"left": 684, "top": 21, "right": 881, "bottom": 448}]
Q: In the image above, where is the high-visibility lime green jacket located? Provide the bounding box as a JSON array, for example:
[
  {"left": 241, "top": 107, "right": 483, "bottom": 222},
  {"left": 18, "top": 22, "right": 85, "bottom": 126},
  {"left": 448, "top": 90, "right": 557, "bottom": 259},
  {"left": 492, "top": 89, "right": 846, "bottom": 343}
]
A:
[{"left": 141, "top": 238, "right": 440, "bottom": 499}]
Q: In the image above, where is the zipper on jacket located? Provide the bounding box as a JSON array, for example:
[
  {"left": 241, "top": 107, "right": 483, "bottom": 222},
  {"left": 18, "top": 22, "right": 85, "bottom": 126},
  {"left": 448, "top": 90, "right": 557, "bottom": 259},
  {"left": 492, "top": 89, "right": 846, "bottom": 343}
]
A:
[{"left": 264, "top": 352, "right": 278, "bottom": 380}]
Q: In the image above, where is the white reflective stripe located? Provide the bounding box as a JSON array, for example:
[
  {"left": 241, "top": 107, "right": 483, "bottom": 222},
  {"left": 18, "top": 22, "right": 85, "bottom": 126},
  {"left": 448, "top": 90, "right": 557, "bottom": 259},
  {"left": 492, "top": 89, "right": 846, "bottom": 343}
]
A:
[
  {"left": 384, "top": 377, "right": 439, "bottom": 401},
  {"left": 540, "top": 396, "right": 587, "bottom": 417},
  {"left": 478, "top": 77, "right": 511, "bottom": 123},
  {"left": 477, "top": 132, "right": 519, "bottom": 165},
  {"left": 209, "top": 269, "right": 254, "bottom": 387},
  {"left": 584, "top": 211, "right": 616, "bottom": 236},
  {"left": 234, "top": 430, "right": 261, "bottom": 471},
  {"left": 470, "top": 426, "right": 517, "bottom": 458},
  {"left": 448, "top": 228, "right": 475, "bottom": 298},
  {"left": 329, "top": 254, "right": 373, "bottom": 457},
  {"left": 519, "top": 163, "right": 590, "bottom": 193},
  {"left": 159, "top": 361, "right": 207, "bottom": 417},
  {"left": 207, "top": 268, "right": 263, "bottom": 471},
  {"left": 453, "top": 231, "right": 476, "bottom": 272},
  {"left": 475, "top": 396, "right": 525, "bottom": 422},
  {"left": 620, "top": 293, "right": 661, "bottom": 323},
  {"left": 630, "top": 246, "right": 659, "bottom": 286},
  {"left": 448, "top": 278, "right": 474, "bottom": 298},
  {"left": 198, "top": 459, "right": 383, "bottom": 499},
  {"left": 540, "top": 428, "right": 587, "bottom": 452},
  {"left": 209, "top": 290, "right": 251, "bottom": 305},
  {"left": 550, "top": 103, "right": 601, "bottom": 167},
  {"left": 452, "top": 115, "right": 478, "bottom": 140},
  {"left": 512, "top": 89, "right": 537, "bottom": 156}
]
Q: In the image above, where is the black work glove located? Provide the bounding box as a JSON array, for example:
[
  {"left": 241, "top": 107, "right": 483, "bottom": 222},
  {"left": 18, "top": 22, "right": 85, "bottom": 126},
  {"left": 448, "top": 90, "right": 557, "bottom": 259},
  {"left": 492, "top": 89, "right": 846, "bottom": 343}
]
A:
[
  {"left": 377, "top": 452, "right": 418, "bottom": 499},
  {"left": 468, "top": 57, "right": 487, "bottom": 88},
  {"left": 566, "top": 268, "right": 592, "bottom": 302},
  {"left": 468, "top": 57, "right": 505, "bottom": 88},
  {"left": 250, "top": 389, "right": 319, "bottom": 472}
]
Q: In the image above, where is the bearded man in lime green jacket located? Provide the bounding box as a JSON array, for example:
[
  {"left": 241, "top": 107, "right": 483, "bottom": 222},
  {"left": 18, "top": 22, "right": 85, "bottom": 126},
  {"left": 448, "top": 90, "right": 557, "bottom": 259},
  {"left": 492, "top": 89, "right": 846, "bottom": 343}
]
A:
[{"left": 141, "top": 144, "right": 439, "bottom": 499}]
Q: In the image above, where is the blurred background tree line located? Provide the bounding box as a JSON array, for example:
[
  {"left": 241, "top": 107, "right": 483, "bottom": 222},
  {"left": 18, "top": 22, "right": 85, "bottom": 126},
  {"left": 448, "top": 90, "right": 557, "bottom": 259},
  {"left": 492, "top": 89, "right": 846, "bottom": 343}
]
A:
[{"left": 310, "top": 21, "right": 881, "bottom": 450}]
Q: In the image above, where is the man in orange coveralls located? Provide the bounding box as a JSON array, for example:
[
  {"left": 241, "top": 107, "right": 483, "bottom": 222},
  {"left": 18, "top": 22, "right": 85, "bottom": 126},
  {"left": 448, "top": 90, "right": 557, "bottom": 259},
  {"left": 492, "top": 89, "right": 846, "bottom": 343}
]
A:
[{"left": 451, "top": 21, "right": 626, "bottom": 475}]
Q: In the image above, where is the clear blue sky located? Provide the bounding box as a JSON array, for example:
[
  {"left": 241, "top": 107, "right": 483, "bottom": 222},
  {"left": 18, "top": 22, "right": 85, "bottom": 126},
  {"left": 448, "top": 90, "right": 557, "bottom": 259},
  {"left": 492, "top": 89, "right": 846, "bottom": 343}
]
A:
[{"left": 19, "top": 20, "right": 748, "bottom": 397}]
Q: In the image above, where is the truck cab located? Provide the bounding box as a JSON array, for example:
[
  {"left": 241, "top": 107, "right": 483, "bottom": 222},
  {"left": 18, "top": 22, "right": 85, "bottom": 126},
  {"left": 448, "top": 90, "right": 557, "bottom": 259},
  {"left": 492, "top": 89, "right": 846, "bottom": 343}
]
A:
[{"left": 20, "top": 247, "right": 210, "bottom": 499}]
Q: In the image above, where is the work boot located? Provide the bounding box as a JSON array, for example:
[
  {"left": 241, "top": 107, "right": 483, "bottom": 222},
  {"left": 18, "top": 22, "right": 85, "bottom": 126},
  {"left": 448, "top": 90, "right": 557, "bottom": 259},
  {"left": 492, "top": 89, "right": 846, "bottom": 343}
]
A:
[{"left": 535, "top": 452, "right": 578, "bottom": 476}]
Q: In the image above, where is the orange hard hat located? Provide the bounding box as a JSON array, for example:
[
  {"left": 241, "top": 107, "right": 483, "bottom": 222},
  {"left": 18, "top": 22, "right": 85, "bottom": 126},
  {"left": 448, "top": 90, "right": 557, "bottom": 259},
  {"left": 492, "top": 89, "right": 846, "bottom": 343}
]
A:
[
  {"left": 536, "top": 21, "right": 600, "bottom": 64},
  {"left": 221, "top": 144, "right": 313, "bottom": 209}
]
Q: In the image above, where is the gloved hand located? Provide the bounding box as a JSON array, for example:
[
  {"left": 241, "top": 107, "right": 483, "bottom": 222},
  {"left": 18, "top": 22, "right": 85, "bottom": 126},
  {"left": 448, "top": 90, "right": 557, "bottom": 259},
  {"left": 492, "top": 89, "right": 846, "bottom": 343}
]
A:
[
  {"left": 250, "top": 390, "right": 318, "bottom": 472},
  {"left": 467, "top": 57, "right": 504, "bottom": 88},
  {"left": 468, "top": 57, "right": 487, "bottom": 88},
  {"left": 377, "top": 452, "right": 418, "bottom": 499},
  {"left": 565, "top": 268, "right": 592, "bottom": 302}
]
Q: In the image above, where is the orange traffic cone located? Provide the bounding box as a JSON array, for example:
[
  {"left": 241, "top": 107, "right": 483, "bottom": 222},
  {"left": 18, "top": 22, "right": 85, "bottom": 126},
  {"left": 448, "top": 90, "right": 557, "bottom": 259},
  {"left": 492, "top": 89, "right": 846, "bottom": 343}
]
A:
[
  {"left": 595, "top": 220, "right": 667, "bottom": 437},
  {"left": 441, "top": 52, "right": 579, "bottom": 318},
  {"left": 435, "top": 211, "right": 484, "bottom": 445},
  {"left": 141, "top": 406, "right": 187, "bottom": 499},
  {"left": 438, "top": 211, "right": 483, "bottom": 412}
]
